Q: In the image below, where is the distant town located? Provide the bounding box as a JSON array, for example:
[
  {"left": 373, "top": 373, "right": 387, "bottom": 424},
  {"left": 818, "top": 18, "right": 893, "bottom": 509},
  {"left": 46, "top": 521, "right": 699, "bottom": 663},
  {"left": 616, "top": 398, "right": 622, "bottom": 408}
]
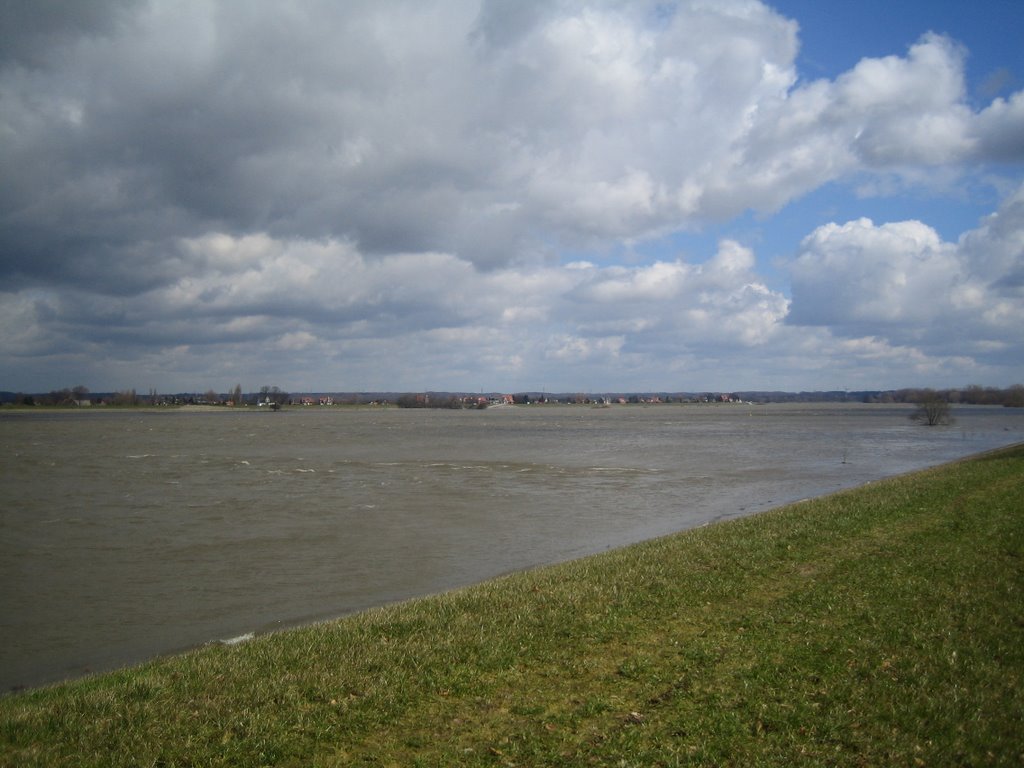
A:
[{"left": 2, "top": 384, "right": 1023, "bottom": 409}]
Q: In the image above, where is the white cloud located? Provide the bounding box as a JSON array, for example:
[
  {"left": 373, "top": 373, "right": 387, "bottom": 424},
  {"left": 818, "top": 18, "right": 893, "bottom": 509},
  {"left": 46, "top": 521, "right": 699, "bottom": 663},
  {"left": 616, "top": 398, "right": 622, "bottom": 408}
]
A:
[
  {"left": 957, "top": 184, "right": 1024, "bottom": 288},
  {"left": 787, "top": 187, "right": 1024, "bottom": 367},
  {"left": 788, "top": 218, "right": 957, "bottom": 327},
  {"left": 973, "top": 91, "right": 1024, "bottom": 161},
  {"left": 1, "top": 1, "right": 1022, "bottom": 392},
  {"left": 6, "top": 178, "right": 1019, "bottom": 393},
  {"left": 6, "top": 0, "right": 1021, "bottom": 284},
  {"left": 0, "top": 229, "right": 793, "bottom": 390},
  {"left": 547, "top": 334, "right": 626, "bottom": 364}
]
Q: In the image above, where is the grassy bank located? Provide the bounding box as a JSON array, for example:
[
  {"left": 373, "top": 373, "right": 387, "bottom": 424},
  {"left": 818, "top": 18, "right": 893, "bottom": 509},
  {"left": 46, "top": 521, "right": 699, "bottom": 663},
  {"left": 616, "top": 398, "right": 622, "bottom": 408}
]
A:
[{"left": 3, "top": 446, "right": 1022, "bottom": 766}]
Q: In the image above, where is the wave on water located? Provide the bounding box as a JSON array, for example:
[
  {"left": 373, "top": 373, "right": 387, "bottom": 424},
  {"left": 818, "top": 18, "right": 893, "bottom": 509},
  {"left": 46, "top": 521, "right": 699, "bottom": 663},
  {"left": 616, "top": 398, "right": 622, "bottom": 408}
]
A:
[
  {"left": 588, "top": 466, "right": 659, "bottom": 474},
  {"left": 218, "top": 632, "right": 255, "bottom": 646}
]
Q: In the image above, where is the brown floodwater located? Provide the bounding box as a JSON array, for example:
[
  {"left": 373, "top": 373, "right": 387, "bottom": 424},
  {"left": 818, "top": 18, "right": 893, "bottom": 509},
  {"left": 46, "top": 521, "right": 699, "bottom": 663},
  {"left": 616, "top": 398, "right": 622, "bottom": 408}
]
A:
[{"left": 2, "top": 402, "right": 1022, "bottom": 691}]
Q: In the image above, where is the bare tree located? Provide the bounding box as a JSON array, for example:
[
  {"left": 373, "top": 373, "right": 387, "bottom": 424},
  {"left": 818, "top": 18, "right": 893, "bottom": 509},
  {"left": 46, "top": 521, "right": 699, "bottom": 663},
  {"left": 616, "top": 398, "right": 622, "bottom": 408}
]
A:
[
  {"left": 112, "top": 388, "right": 138, "bottom": 406},
  {"left": 46, "top": 388, "right": 71, "bottom": 406},
  {"left": 909, "top": 390, "right": 954, "bottom": 426}
]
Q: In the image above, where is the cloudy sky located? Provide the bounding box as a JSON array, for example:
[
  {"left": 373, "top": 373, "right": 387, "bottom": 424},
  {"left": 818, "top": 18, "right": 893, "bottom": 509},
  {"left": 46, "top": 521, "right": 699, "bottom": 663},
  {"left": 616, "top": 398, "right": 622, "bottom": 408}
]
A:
[{"left": 2, "top": 0, "right": 1023, "bottom": 394}]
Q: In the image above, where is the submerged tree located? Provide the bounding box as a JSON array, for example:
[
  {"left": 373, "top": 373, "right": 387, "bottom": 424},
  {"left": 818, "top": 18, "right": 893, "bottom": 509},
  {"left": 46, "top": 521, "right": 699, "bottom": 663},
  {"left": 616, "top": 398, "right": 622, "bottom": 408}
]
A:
[{"left": 909, "top": 390, "right": 954, "bottom": 426}]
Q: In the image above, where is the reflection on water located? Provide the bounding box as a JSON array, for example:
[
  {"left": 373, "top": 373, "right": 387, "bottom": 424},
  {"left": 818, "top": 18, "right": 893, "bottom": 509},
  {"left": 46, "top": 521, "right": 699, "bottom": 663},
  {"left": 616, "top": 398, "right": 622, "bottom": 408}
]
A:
[{"left": 1, "top": 403, "right": 1022, "bottom": 691}]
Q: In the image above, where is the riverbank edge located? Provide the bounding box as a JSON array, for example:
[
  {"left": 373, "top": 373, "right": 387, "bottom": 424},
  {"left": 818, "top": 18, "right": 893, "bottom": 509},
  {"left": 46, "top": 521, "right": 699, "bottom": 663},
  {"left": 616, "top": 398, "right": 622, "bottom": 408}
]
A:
[{"left": 2, "top": 444, "right": 1023, "bottom": 766}]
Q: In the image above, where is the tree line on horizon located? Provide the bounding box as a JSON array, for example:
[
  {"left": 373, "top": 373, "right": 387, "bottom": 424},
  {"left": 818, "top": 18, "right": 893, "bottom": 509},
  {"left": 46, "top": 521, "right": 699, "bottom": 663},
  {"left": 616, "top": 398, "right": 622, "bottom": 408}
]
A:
[{"left": 3, "top": 384, "right": 1023, "bottom": 408}]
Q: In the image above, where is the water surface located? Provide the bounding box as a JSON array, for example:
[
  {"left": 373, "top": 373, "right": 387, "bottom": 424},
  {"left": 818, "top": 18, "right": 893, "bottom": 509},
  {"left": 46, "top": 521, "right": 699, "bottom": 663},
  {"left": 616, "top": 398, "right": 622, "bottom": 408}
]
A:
[{"left": 2, "top": 402, "right": 1021, "bottom": 691}]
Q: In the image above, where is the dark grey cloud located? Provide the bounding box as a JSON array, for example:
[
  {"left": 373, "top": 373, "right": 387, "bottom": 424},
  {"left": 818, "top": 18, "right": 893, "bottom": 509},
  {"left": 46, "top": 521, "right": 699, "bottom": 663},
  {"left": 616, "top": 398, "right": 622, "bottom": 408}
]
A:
[
  {"left": 0, "top": 0, "right": 133, "bottom": 67},
  {"left": 1, "top": 1, "right": 1022, "bottom": 392},
  {"left": 3, "top": 3, "right": 1021, "bottom": 286}
]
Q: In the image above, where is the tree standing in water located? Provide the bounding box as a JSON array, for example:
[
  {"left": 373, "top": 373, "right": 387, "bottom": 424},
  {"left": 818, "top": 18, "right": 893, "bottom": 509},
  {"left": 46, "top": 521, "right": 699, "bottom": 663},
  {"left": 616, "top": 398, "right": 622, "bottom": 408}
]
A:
[{"left": 909, "top": 390, "right": 954, "bottom": 426}]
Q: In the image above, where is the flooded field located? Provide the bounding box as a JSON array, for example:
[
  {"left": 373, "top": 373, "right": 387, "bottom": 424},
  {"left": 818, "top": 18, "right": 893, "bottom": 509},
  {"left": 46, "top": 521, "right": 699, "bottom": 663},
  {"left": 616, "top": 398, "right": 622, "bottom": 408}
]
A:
[{"left": 2, "top": 402, "right": 1022, "bottom": 691}]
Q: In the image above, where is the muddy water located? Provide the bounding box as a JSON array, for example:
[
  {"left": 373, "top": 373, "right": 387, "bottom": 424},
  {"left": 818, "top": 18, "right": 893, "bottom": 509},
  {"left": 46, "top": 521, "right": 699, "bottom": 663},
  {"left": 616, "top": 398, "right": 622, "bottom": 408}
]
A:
[{"left": 2, "top": 402, "right": 1021, "bottom": 691}]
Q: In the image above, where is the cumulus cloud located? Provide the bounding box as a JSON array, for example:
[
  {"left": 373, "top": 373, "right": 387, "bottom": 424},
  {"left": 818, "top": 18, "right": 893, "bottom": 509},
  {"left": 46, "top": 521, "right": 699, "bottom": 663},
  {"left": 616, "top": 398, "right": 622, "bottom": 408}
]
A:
[
  {"left": 788, "top": 218, "right": 957, "bottom": 329},
  {"left": 0, "top": 1, "right": 1022, "bottom": 391},
  {"left": 2, "top": 186, "right": 1021, "bottom": 391},
  {"left": 5, "top": 2, "right": 1022, "bottom": 282},
  {"left": 787, "top": 186, "right": 1024, "bottom": 368},
  {"left": 0, "top": 230, "right": 795, "bottom": 389}
]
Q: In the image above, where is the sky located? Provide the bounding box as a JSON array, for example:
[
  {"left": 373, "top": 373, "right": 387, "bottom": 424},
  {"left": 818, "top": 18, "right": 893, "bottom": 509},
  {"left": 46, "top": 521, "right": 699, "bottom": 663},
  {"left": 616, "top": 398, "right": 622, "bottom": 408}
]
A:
[{"left": 2, "top": 0, "right": 1023, "bottom": 395}]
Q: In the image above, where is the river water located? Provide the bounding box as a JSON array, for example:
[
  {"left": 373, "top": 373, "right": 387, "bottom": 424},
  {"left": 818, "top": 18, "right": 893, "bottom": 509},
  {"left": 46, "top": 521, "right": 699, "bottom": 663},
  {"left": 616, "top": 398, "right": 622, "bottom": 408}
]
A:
[{"left": 2, "top": 402, "right": 1022, "bottom": 692}]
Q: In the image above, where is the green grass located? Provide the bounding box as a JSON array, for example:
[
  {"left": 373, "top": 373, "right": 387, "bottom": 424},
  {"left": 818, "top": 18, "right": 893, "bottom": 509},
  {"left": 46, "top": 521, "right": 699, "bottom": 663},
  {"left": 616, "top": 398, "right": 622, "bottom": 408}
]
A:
[{"left": 3, "top": 446, "right": 1023, "bottom": 766}]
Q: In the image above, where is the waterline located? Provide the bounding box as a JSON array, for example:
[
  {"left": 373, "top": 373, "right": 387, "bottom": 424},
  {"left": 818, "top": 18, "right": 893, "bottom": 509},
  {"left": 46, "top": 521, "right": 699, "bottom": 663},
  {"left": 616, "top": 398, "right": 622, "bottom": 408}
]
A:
[{"left": 2, "top": 403, "right": 1022, "bottom": 691}]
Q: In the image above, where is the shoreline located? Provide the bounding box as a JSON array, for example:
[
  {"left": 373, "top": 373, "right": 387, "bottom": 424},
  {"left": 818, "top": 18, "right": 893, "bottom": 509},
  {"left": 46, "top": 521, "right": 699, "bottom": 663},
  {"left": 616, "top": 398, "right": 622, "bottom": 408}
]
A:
[
  {"left": 3, "top": 403, "right": 1022, "bottom": 695},
  {"left": 6, "top": 442, "right": 1022, "bottom": 696},
  {"left": 3, "top": 444, "right": 1021, "bottom": 765}
]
